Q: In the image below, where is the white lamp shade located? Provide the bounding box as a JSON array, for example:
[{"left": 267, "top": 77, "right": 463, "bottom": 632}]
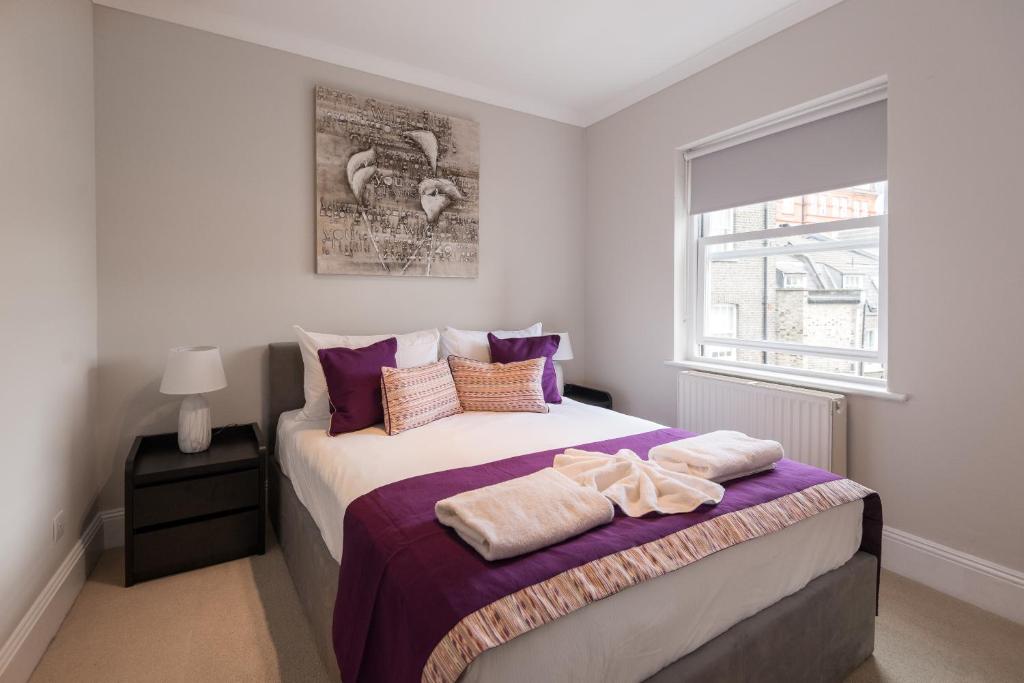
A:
[
  {"left": 552, "top": 333, "right": 574, "bottom": 361},
  {"left": 160, "top": 346, "right": 227, "bottom": 395}
]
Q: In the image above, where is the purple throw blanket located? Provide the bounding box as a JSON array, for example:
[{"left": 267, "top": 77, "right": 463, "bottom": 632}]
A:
[{"left": 332, "top": 428, "right": 882, "bottom": 682}]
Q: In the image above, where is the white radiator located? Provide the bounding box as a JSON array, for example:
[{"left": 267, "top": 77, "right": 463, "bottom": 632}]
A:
[{"left": 676, "top": 371, "right": 848, "bottom": 474}]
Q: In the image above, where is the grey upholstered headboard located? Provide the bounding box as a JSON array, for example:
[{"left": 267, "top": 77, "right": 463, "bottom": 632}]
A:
[{"left": 268, "top": 342, "right": 304, "bottom": 452}]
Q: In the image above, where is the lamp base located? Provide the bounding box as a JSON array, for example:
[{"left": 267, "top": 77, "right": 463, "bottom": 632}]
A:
[
  {"left": 554, "top": 362, "right": 566, "bottom": 397},
  {"left": 178, "top": 394, "right": 211, "bottom": 453}
]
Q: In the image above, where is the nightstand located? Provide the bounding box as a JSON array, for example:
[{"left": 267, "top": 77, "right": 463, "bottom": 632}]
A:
[
  {"left": 124, "top": 423, "right": 266, "bottom": 586},
  {"left": 564, "top": 383, "right": 613, "bottom": 410}
]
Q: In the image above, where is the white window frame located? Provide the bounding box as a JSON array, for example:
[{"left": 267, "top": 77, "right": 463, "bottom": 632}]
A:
[{"left": 675, "top": 78, "right": 890, "bottom": 390}]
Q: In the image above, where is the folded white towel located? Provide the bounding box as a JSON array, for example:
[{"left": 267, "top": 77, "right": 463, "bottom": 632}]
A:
[
  {"left": 649, "top": 431, "right": 784, "bottom": 483},
  {"left": 553, "top": 449, "right": 724, "bottom": 517},
  {"left": 435, "top": 468, "right": 614, "bottom": 561}
]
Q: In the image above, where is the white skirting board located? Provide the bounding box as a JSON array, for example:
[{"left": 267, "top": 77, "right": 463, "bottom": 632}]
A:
[
  {"left": 881, "top": 526, "right": 1024, "bottom": 625},
  {"left": 100, "top": 508, "right": 125, "bottom": 550},
  {"left": 0, "top": 515, "right": 105, "bottom": 683},
  {"left": 1, "top": 509, "right": 1021, "bottom": 683}
]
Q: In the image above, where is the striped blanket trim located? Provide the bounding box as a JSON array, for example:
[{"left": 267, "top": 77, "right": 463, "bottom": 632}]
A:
[{"left": 421, "top": 477, "right": 874, "bottom": 683}]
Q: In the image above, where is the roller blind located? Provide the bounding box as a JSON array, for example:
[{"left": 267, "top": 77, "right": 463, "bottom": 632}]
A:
[{"left": 688, "top": 100, "right": 887, "bottom": 215}]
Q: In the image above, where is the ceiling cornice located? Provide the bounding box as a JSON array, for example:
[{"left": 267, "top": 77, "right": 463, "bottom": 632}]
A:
[{"left": 94, "top": 0, "right": 845, "bottom": 129}]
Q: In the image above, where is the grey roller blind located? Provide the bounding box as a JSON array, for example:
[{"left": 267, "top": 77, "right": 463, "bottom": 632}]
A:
[{"left": 689, "top": 100, "right": 887, "bottom": 214}]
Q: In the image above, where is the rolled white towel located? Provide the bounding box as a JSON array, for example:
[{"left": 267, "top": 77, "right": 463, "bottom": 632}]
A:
[
  {"left": 435, "top": 468, "right": 614, "bottom": 561},
  {"left": 554, "top": 449, "right": 723, "bottom": 517},
  {"left": 649, "top": 430, "right": 783, "bottom": 483}
]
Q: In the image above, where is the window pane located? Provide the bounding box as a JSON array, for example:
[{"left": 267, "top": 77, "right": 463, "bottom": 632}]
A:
[
  {"left": 713, "top": 181, "right": 886, "bottom": 234},
  {"left": 704, "top": 245, "right": 879, "bottom": 350},
  {"left": 707, "top": 223, "right": 882, "bottom": 256}
]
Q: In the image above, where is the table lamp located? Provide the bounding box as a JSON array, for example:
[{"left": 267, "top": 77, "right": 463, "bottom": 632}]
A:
[
  {"left": 551, "top": 332, "right": 574, "bottom": 396},
  {"left": 160, "top": 346, "right": 227, "bottom": 453}
]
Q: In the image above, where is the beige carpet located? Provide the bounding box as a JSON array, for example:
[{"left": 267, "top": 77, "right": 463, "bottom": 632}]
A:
[{"left": 30, "top": 538, "right": 1024, "bottom": 682}]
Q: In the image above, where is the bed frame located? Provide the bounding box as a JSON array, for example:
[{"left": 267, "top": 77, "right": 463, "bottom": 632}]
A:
[{"left": 267, "top": 342, "right": 876, "bottom": 682}]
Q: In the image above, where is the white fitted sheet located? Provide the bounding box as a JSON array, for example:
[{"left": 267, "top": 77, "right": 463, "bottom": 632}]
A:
[{"left": 276, "top": 401, "right": 863, "bottom": 682}]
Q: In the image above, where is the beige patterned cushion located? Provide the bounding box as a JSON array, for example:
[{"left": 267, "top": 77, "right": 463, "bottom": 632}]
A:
[
  {"left": 448, "top": 356, "right": 550, "bottom": 413},
  {"left": 381, "top": 360, "right": 463, "bottom": 435}
]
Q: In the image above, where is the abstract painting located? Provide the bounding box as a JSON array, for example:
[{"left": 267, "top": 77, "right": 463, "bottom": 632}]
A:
[{"left": 315, "top": 86, "right": 480, "bottom": 277}]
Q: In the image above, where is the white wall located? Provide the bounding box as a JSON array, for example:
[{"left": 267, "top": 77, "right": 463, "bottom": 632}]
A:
[
  {"left": 0, "top": 0, "right": 99, "bottom": 648},
  {"left": 585, "top": 0, "right": 1024, "bottom": 571},
  {"left": 93, "top": 7, "right": 588, "bottom": 508}
]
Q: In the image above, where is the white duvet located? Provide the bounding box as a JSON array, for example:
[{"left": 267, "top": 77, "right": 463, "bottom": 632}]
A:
[
  {"left": 277, "top": 398, "right": 661, "bottom": 562},
  {"left": 276, "top": 400, "right": 863, "bottom": 683}
]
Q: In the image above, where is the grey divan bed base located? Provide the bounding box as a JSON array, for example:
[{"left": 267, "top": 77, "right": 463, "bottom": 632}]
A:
[{"left": 267, "top": 342, "right": 876, "bottom": 682}]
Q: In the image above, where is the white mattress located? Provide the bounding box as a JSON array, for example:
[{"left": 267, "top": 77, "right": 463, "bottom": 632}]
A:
[{"left": 276, "top": 400, "right": 863, "bottom": 682}]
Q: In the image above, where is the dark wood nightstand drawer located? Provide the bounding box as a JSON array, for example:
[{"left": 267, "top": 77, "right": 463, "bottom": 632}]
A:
[
  {"left": 133, "top": 468, "right": 258, "bottom": 529},
  {"left": 132, "top": 509, "right": 260, "bottom": 582}
]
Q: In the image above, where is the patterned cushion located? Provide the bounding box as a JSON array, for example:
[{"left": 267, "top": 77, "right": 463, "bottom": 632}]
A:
[
  {"left": 448, "top": 356, "right": 550, "bottom": 413},
  {"left": 381, "top": 360, "right": 463, "bottom": 435}
]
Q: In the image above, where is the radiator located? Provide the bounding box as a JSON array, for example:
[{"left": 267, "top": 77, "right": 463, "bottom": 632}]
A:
[{"left": 676, "top": 371, "right": 848, "bottom": 474}]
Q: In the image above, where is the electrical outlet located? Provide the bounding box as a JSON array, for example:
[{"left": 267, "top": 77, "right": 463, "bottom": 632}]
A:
[{"left": 52, "top": 510, "right": 66, "bottom": 543}]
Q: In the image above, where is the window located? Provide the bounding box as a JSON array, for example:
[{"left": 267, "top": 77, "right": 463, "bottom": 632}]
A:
[
  {"left": 782, "top": 273, "right": 807, "bottom": 289},
  {"left": 682, "top": 92, "right": 888, "bottom": 385},
  {"left": 703, "top": 303, "right": 737, "bottom": 360},
  {"left": 693, "top": 182, "right": 887, "bottom": 381},
  {"left": 864, "top": 328, "right": 877, "bottom": 350},
  {"left": 843, "top": 273, "right": 866, "bottom": 289}
]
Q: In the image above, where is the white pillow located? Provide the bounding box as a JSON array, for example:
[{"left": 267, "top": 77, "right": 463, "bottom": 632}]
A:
[
  {"left": 293, "top": 326, "right": 440, "bottom": 421},
  {"left": 439, "top": 323, "right": 542, "bottom": 362}
]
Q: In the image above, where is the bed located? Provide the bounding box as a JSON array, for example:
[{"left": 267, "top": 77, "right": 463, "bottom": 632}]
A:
[{"left": 266, "top": 342, "right": 880, "bottom": 682}]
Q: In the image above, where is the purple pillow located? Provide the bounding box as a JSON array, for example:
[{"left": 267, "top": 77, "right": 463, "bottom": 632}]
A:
[
  {"left": 487, "top": 332, "right": 561, "bottom": 403},
  {"left": 317, "top": 337, "right": 398, "bottom": 435}
]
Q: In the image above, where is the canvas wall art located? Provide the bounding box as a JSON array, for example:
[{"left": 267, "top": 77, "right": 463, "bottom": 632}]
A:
[{"left": 315, "top": 86, "right": 480, "bottom": 277}]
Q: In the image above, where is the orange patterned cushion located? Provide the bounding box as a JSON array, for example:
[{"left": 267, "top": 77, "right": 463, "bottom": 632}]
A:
[
  {"left": 381, "top": 361, "right": 463, "bottom": 435},
  {"left": 448, "top": 356, "right": 549, "bottom": 413}
]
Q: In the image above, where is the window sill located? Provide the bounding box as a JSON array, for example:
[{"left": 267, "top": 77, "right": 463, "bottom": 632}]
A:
[{"left": 663, "top": 360, "right": 908, "bottom": 402}]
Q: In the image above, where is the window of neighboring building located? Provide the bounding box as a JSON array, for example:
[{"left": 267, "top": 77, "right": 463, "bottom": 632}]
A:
[
  {"left": 864, "top": 328, "right": 877, "bottom": 350},
  {"left": 682, "top": 92, "right": 888, "bottom": 386},
  {"left": 782, "top": 273, "right": 807, "bottom": 288},
  {"left": 843, "top": 273, "right": 866, "bottom": 289},
  {"left": 703, "top": 303, "right": 738, "bottom": 361}
]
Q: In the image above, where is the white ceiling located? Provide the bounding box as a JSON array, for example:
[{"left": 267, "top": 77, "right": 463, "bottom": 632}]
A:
[{"left": 96, "top": 0, "right": 843, "bottom": 126}]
